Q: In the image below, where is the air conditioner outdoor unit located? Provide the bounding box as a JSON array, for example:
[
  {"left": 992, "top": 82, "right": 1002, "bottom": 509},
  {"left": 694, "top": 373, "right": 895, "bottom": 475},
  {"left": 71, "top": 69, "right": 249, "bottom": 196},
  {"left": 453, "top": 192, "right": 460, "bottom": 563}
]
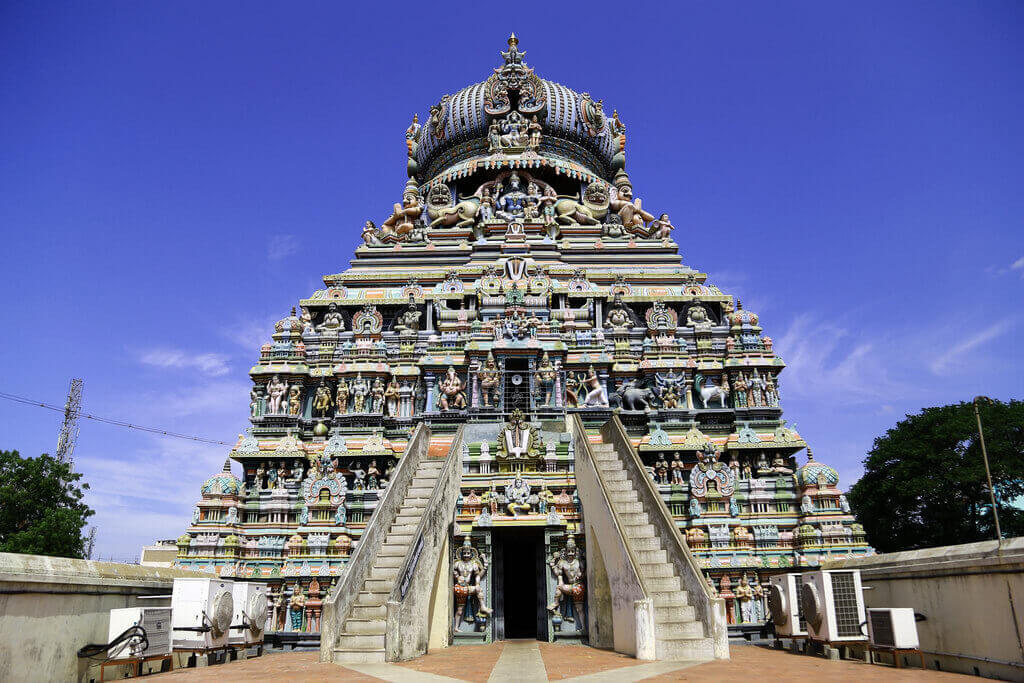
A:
[
  {"left": 107, "top": 607, "right": 172, "bottom": 659},
  {"left": 768, "top": 573, "right": 806, "bottom": 637},
  {"left": 800, "top": 570, "right": 866, "bottom": 642},
  {"left": 171, "top": 577, "right": 234, "bottom": 649},
  {"left": 867, "top": 608, "right": 919, "bottom": 650},
  {"left": 230, "top": 582, "right": 269, "bottom": 645}
]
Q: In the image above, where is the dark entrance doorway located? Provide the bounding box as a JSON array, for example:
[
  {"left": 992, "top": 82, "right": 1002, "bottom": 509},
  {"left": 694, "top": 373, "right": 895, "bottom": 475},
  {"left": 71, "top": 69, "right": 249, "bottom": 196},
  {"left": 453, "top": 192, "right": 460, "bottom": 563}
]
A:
[
  {"left": 493, "top": 527, "right": 547, "bottom": 640},
  {"left": 503, "top": 357, "right": 531, "bottom": 414}
]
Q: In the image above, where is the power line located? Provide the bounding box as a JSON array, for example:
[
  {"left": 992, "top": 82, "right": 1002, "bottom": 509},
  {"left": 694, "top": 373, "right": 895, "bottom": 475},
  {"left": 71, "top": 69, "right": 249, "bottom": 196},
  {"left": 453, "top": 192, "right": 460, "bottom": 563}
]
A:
[{"left": 0, "top": 390, "right": 233, "bottom": 446}]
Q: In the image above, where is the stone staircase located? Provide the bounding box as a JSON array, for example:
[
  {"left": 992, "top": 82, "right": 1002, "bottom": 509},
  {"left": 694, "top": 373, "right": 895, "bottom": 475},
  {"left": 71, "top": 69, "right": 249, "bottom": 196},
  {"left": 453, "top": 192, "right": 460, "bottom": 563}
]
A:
[
  {"left": 331, "top": 456, "right": 446, "bottom": 664},
  {"left": 590, "top": 439, "right": 716, "bottom": 661}
]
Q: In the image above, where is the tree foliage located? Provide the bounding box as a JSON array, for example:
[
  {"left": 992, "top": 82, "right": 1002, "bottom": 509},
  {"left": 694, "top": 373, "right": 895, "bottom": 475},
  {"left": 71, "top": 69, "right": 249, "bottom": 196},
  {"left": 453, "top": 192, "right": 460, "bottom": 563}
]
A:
[
  {"left": 0, "top": 450, "right": 95, "bottom": 558},
  {"left": 847, "top": 400, "right": 1024, "bottom": 553}
]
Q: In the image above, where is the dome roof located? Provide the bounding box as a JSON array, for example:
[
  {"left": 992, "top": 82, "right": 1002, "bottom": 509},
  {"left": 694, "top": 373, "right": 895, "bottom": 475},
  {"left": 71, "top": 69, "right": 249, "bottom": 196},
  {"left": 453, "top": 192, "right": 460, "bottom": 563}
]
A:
[
  {"left": 202, "top": 459, "right": 242, "bottom": 496},
  {"left": 727, "top": 300, "right": 761, "bottom": 330},
  {"left": 413, "top": 36, "right": 621, "bottom": 181},
  {"left": 795, "top": 450, "right": 840, "bottom": 488},
  {"left": 274, "top": 307, "right": 303, "bottom": 335}
]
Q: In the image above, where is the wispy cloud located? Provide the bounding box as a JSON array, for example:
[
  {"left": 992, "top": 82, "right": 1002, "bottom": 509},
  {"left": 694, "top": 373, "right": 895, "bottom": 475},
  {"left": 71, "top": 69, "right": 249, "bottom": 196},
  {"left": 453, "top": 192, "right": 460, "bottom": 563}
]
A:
[
  {"left": 1011, "top": 256, "right": 1024, "bottom": 278},
  {"left": 220, "top": 315, "right": 275, "bottom": 351},
  {"left": 774, "top": 314, "right": 903, "bottom": 403},
  {"left": 138, "top": 348, "right": 231, "bottom": 376},
  {"left": 267, "top": 234, "right": 299, "bottom": 261},
  {"left": 929, "top": 320, "right": 1014, "bottom": 375}
]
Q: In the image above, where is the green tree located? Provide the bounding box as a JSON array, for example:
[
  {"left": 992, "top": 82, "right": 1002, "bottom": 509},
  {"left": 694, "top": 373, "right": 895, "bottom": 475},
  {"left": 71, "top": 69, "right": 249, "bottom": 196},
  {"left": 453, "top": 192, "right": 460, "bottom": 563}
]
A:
[
  {"left": 0, "top": 450, "right": 95, "bottom": 558},
  {"left": 847, "top": 400, "right": 1024, "bottom": 553}
]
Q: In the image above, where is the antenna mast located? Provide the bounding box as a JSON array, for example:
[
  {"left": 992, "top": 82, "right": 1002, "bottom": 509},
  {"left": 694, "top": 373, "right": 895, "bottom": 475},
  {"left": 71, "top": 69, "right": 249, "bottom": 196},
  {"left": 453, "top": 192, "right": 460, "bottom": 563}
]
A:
[{"left": 55, "top": 378, "right": 83, "bottom": 470}]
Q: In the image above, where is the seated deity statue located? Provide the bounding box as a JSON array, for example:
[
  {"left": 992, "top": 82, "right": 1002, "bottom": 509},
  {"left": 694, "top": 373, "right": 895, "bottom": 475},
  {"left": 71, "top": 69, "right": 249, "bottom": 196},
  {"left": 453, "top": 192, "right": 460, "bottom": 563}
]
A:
[
  {"left": 647, "top": 213, "right": 674, "bottom": 239},
  {"left": 609, "top": 183, "right": 655, "bottom": 230},
  {"left": 547, "top": 536, "right": 585, "bottom": 622},
  {"left": 380, "top": 190, "right": 422, "bottom": 237},
  {"left": 437, "top": 366, "right": 467, "bottom": 410},
  {"left": 477, "top": 352, "right": 501, "bottom": 408},
  {"left": 266, "top": 374, "right": 287, "bottom": 414},
  {"left": 686, "top": 302, "right": 713, "bottom": 332},
  {"left": 603, "top": 293, "right": 633, "bottom": 330},
  {"left": 393, "top": 298, "right": 422, "bottom": 335},
  {"left": 495, "top": 172, "right": 527, "bottom": 221},
  {"left": 318, "top": 303, "right": 345, "bottom": 333},
  {"left": 361, "top": 220, "right": 383, "bottom": 246},
  {"left": 505, "top": 472, "right": 532, "bottom": 518}
]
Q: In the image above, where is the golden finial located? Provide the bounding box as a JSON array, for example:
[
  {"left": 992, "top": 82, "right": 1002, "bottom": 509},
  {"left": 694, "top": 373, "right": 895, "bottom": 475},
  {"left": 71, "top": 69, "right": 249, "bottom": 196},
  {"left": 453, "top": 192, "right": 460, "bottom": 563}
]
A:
[{"left": 508, "top": 33, "right": 518, "bottom": 47}]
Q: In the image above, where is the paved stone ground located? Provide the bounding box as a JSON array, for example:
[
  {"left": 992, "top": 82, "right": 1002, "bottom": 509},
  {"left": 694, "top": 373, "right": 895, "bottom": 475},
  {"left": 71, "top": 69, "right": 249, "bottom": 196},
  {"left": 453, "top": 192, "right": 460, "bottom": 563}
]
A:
[{"left": 150, "top": 642, "right": 975, "bottom": 681}]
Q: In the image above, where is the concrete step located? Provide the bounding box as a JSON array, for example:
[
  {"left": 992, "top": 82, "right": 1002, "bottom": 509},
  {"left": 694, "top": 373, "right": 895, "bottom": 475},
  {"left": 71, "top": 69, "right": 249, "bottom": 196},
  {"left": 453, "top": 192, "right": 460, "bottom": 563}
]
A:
[
  {"left": 637, "top": 549, "right": 667, "bottom": 564},
  {"left": 606, "top": 480, "right": 634, "bottom": 492},
  {"left": 337, "top": 633, "right": 385, "bottom": 650},
  {"left": 375, "top": 555, "right": 404, "bottom": 568},
  {"left": 364, "top": 578, "right": 394, "bottom": 593},
  {"left": 369, "top": 566, "right": 399, "bottom": 581},
  {"left": 408, "top": 486, "right": 434, "bottom": 496},
  {"left": 618, "top": 512, "right": 649, "bottom": 526},
  {"left": 349, "top": 604, "right": 387, "bottom": 620},
  {"left": 418, "top": 460, "right": 445, "bottom": 468},
  {"left": 656, "top": 620, "right": 705, "bottom": 639},
  {"left": 389, "top": 523, "right": 418, "bottom": 535},
  {"left": 639, "top": 563, "right": 676, "bottom": 579},
  {"left": 610, "top": 490, "right": 639, "bottom": 503},
  {"left": 612, "top": 500, "right": 643, "bottom": 514},
  {"left": 651, "top": 590, "right": 689, "bottom": 607},
  {"left": 591, "top": 443, "right": 615, "bottom": 451},
  {"left": 656, "top": 636, "right": 715, "bottom": 662},
  {"left": 631, "top": 536, "right": 662, "bottom": 551},
  {"left": 334, "top": 648, "right": 386, "bottom": 664},
  {"left": 378, "top": 544, "right": 410, "bottom": 557},
  {"left": 656, "top": 604, "right": 695, "bottom": 622},
  {"left": 387, "top": 534, "right": 414, "bottom": 545},
  {"left": 355, "top": 591, "right": 388, "bottom": 607},
  {"left": 402, "top": 497, "right": 430, "bottom": 506},
  {"left": 343, "top": 619, "right": 386, "bottom": 635},
  {"left": 593, "top": 451, "right": 618, "bottom": 460},
  {"left": 602, "top": 470, "right": 628, "bottom": 482},
  {"left": 623, "top": 523, "right": 655, "bottom": 537},
  {"left": 646, "top": 577, "right": 682, "bottom": 592},
  {"left": 394, "top": 513, "right": 422, "bottom": 524}
]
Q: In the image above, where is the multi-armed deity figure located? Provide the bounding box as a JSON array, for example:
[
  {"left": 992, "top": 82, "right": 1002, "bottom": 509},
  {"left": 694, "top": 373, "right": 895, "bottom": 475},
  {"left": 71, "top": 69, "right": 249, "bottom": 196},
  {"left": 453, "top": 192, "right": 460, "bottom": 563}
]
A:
[
  {"left": 477, "top": 352, "right": 501, "bottom": 408},
  {"left": 548, "top": 536, "right": 585, "bottom": 623},
  {"left": 393, "top": 296, "right": 422, "bottom": 336},
  {"left": 535, "top": 351, "right": 557, "bottom": 408},
  {"left": 437, "top": 366, "right": 467, "bottom": 410},
  {"left": 453, "top": 537, "right": 492, "bottom": 628},
  {"left": 505, "top": 472, "right": 532, "bottom": 518}
]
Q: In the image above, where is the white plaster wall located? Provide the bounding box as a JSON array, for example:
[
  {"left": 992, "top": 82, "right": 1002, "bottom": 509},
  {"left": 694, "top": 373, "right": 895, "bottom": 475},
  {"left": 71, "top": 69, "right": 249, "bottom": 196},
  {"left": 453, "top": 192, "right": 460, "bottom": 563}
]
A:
[
  {"left": 824, "top": 538, "right": 1024, "bottom": 679},
  {"left": 0, "top": 552, "right": 212, "bottom": 683}
]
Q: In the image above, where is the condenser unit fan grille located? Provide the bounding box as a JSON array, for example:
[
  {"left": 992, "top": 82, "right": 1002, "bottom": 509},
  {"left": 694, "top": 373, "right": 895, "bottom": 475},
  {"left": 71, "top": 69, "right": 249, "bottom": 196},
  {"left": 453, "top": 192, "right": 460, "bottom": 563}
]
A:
[
  {"left": 794, "top": 575, "right": 806, "bottom": 631},
  {"left": 869, "top": 610, "right": 895, "bottom": 647},
  {"left": 831, "top": 572, "right": 861, "bottom": 637}
]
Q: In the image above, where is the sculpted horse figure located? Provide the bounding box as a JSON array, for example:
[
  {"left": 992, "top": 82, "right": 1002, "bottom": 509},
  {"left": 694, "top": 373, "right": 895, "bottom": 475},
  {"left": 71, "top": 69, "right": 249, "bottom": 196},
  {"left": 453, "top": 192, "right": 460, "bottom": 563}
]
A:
[{"left": 694, "top": 373, "right": 729, "bottom": 409}]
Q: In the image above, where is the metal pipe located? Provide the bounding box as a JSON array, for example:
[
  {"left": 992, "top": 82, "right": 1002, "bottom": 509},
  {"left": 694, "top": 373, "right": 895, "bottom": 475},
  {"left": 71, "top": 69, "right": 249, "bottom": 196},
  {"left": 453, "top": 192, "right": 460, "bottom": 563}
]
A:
[{"left": 973, "top": 396, "right": 1002, "bottom": 551}]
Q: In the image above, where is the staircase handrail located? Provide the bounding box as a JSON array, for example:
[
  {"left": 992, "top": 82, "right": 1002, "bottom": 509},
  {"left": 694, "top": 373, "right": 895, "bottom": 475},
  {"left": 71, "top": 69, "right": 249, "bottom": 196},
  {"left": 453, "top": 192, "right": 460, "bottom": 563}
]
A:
[
  {"left": 600, "top": 415, "right": 728, "bottom": 657},
  {"left": 320, "top": 422, "right": 431, "bottom": 662},
  {"left": 572, "top": 414, "right": 656, "bottom": 659}
]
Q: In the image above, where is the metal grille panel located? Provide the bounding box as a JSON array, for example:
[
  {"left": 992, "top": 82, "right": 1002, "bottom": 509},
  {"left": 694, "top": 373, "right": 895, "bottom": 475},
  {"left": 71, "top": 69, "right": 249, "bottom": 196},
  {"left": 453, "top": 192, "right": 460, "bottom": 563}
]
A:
[
  {"left": 869, "top": 610, "right": 895, "bottom": 647},
  {"left": 831, "top": 572, "right": 861, "bottom": 637},
  {"left": 794, "top": 575, "right": 806, "bottom": 631}
]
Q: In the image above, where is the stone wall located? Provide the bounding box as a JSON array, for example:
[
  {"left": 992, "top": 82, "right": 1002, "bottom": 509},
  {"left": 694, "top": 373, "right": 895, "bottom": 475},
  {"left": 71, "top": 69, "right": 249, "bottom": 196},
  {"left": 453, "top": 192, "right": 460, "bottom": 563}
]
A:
[
  {"left": 0, "top": 552, "right": 211, "bottom": 683},
  {"left": 823, "top": 538, "right": 1024, "bottom": 679}
]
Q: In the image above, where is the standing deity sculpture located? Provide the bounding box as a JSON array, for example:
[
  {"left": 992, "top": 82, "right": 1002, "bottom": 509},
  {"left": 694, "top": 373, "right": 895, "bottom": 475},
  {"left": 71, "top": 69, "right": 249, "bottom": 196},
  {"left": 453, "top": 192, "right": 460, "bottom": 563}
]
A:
[
  {"left": 453, "top": 537, "right": 492, "bottom": 627},
  {"left": 735, "top": 574, "right": 754, "bottom": 623},
  {"left": 349, "top": 461, "right": 366, "bottom": 491},
  {"left": 504, "top": 472, "right": 532, "bottom": 518},
  {"left": 266, "top": 462, "right": 279, "bottom": 490},
  {"left": 384, "top": 378, "right": 400, "bottom": 416},
  {"left": 266, "top": 375, "right": 287, "bottom": 414},
  {"left": 335, "top": 378, "right": 350, "bottom": 415},
  {"left": 670, "top": 452, "right": 684, "bottom": 485},
  {"left": 733, "top": 372, "right": 748, "bottom": 408},
  {"left": 477, "top": 352, "right": 501, "bottom": 408},
  {"left": 351, "top": 374, "right": 369, "bottom": 413},
  {"left": 370, "top": 378, "right": 385, "bottom": 414},
  {"left": 548, "top": 537, "right": 585, "bottom": 623},
  {"left": 582, "top": 365, "right": 608, "bottom": 407},
  {"left": 313, "top": 380, "right": 332, "bottom": 418},
  {"left": 289, "top": 584, "right": 305, "bottom": 631},
  {"left": 255, "top": 463, "right": 266, "bottom": 490},
  {"left": 287, "top": 385, "right": 303, "bottom": 416},
  {"left": 535, "top": 352, "right": 557, "bottom": 407},
  {"left": 318, "top": 303, "right": 345, "bottom": 333},
  {"left": 764, "top": 374, "right": 779, "bottom": 407},
  {"left": 437, "top": 366, "right": 467, "bottom": 411},
  {"left": 250, "top": 386, "right": 262, "bottom": 418},
  {"left": 654, "top": 454, "right": 669, "bottom": 485},
  {"left": 748, "top": 369, "right": 765, "bottom": 408},
  {"left": 528, "top": 116, "right": 542, "bottom": 149},
  {"left": 366, "top": 459, "right": 380, "bottom": 490}
]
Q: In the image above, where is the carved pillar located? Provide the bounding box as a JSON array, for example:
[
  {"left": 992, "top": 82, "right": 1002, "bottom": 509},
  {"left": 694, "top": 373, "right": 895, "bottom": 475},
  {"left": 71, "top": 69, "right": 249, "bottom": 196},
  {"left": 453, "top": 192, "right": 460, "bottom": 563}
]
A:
[
  {"left": 426, "top": 302, "right": 434, "bottom": 332},
  {"left": 471, "top": 361, "right": 481, "bottom": 407},
  {"left": 554, "top": 362, "right": 563, "bottom": 408},
  {"left": 685, "top": 378, "right": 694, "bottom": 410},
  {"left": 479, "top": 442, "right": 491, "bottom": 474},
  {"left": 425, "top": 373, "right": 437, "bottom": 412}
]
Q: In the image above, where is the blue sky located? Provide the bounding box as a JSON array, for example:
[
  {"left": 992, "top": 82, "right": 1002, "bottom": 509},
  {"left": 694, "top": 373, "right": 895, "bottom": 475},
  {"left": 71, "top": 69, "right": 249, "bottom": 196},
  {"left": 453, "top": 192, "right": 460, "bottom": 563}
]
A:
[{"left": 2, "top": 2, "right": 1021, "bottom": 559}]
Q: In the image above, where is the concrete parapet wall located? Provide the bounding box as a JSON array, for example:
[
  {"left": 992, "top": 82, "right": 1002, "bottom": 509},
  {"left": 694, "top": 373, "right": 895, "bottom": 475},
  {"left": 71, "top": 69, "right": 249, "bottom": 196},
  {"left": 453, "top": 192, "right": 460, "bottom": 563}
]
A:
[
  {"left": 0, "top": 552, "right": 212, "bottom": 683},
  {"left": 824, "top": 538, "right": 1024, "bottom": 679}
]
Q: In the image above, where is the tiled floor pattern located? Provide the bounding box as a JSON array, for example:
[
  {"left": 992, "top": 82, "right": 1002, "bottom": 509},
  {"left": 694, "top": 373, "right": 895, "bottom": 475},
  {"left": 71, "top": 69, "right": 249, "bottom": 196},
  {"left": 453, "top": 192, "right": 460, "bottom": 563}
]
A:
[{"left": 150, "top": 641, "right": 974, "bottom": 681}]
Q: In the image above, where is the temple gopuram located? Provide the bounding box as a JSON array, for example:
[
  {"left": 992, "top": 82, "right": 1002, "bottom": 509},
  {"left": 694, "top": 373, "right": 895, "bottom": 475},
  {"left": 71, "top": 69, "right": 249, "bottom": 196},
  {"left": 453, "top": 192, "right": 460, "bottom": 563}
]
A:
[{"left": 174, "top": 36, "right": 872, "bottom": 660}]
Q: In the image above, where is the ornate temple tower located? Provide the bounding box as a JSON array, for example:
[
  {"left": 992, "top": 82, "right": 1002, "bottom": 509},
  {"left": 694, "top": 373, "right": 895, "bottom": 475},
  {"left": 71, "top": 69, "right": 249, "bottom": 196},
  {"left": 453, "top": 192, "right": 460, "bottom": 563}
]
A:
[{"left": 175, "top": 36, "right": 871, "bottom": 641}]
